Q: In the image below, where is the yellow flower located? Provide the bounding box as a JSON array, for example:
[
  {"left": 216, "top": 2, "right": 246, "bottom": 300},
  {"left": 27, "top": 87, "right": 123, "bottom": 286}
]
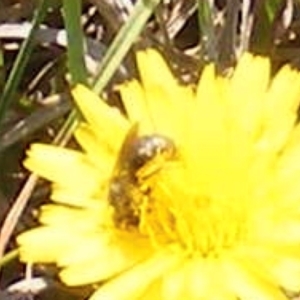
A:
[{"left": 17, "top": 49, "right": 300, "bottom": 300}]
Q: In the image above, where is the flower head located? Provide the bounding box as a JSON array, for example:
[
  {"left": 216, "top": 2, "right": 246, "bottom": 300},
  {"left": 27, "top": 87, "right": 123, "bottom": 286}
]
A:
[{"left": 17, "top": 49, "right": 300, "bottom": 300}]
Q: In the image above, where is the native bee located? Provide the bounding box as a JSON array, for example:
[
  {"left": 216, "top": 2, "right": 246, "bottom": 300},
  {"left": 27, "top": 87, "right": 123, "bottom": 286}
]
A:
[{"left": 108, "top": 125, "right": 176, "bottom": 228}]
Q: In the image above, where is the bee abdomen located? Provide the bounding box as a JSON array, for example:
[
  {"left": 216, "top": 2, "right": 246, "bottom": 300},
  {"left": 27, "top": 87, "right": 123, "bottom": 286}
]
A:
[{"left": 108, "top": 179, "right": 140, "bottom": 227}]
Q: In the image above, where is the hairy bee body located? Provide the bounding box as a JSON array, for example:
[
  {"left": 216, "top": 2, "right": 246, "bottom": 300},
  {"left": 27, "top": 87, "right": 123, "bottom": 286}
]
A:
[{"left": 108, "top": 126, "right": 176, "bottom": 228}]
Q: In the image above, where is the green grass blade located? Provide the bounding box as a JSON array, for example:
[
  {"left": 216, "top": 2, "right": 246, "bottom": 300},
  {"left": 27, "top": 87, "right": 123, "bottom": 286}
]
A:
[
  {"left": 62, "top": 0, "right": 88, "bottom": 85},
  {"left": 0, "top": 0, "right": 51, "bottom": 126},
  {"left": 93, "top": 0, "right": 161, "bottom": 94},
  {"left": 197, "top": 0, "right": 217, "bottom": 63}
]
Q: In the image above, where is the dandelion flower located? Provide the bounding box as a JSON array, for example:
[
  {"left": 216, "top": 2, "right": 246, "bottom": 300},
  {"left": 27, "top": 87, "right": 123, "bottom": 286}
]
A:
[{"left": 17, "top": 49, "right": 300, "bottom": 300}]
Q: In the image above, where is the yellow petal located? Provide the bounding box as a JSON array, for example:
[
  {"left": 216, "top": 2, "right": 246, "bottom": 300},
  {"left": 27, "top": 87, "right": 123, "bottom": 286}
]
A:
[
  {"left": 72, "top": 84, "right": 130, "bottom": 153},
  {"left": 89, "top": 246, "right": 184, "bottom": 300},
  {"left": 18, "top": 227, "right": 82, "bottom": 263},
  {"left": 24, "top": 144, "right": 104, "bottom": 190},
  {"left": 39, "top": 204, "right": 107, "bottom": 229},
  {"left": 74, "top": 123, "right": 114, "bottom": 170},
  {"left": 118, "top": 80, "right": 153, "bottom": 133},
  {"left": 222, "top": 254, "right": 288, "bottom": 300},
  {"left": 228, "top": 53, "right": 269, "bottom": 136}
]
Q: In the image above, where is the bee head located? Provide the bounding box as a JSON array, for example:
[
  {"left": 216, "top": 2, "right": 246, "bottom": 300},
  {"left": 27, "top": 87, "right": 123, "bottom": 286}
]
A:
[{"left": 129, "top": 134, "right": 176, "bottom": 175}]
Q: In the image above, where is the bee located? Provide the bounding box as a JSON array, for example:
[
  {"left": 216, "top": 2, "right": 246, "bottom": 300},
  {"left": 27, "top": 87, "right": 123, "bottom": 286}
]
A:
[{"left": 108, "top": 125, "right": 176, "bottom": 228}]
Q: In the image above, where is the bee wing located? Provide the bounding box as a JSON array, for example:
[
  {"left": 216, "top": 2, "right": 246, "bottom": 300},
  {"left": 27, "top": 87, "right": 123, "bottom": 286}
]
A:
[{"left": 111, "top": 123, "right": 139, "bottom": 176}]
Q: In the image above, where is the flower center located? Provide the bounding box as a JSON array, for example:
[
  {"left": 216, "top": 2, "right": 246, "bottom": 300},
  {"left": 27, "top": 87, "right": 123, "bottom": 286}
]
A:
[{"left": 140, "top": 168, "right": 248, "bottom": 256}]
